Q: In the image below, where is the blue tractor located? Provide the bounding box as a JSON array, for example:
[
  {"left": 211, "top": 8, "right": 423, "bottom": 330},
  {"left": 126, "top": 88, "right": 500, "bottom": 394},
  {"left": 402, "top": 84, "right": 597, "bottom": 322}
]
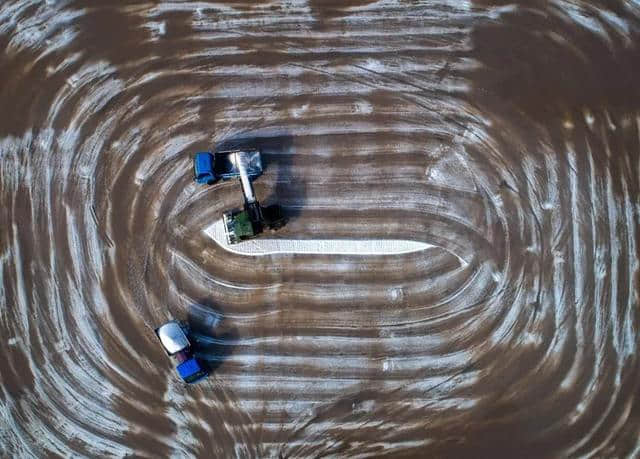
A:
[{"left": 155, "top": 321, "right": 208, "bottom": 384}]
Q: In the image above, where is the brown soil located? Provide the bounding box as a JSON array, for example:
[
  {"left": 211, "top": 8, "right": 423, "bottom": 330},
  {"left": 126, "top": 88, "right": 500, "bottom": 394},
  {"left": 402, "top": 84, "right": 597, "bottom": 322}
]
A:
[{"left": 0, "top": 0, "right": 638, "bottom": 457}]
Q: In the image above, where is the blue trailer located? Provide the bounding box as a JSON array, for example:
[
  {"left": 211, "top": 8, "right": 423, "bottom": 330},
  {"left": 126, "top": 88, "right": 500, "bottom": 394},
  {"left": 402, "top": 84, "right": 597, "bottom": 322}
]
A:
[
  {"left": 193, "top": 152, "right": 216, "bottom": 184},
  {"left": 155, "top": 321, "right": 207, "bottom": 384}
]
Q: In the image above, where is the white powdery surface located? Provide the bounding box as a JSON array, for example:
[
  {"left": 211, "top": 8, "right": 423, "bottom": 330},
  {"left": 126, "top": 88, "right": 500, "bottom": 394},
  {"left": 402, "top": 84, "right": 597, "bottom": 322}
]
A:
[{"left": 204, "top": 220, "right": 433, "bottom": 256}]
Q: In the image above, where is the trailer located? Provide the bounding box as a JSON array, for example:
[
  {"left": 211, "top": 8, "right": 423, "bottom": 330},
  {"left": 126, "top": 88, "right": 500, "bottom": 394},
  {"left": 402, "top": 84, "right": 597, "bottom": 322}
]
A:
[{"left": 193, "top": 150, "right": 262, "bottom": 184}]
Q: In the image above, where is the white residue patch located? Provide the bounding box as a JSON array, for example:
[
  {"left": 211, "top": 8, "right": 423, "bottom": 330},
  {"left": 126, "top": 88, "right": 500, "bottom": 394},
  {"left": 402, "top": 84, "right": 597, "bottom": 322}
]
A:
[
  {"left": 2, "top": 2, "right": 84, "bottom": 55},
  {"left": 290, "top": 103, "right": 309, "bottom": 118},
  {"left": 389, "top": 288, "right": 403, "bottom": 302},
  {"left": 145, "top": 20, "right": 167, "bottom": 38},
  {"left": 425, "top": 146, "right": 477, "bottom": 193},
  {"left": 360, "top": 58, "right": 384, "bottom": 72},
  {"left": 204, "top": 219, "right": 433, "bottom": 256},
  {"left": 583, "top": 109, "right": 595, "bottom": 127},
  {"left": 354, "top": 100, "right": 373, "bottom": 115}
]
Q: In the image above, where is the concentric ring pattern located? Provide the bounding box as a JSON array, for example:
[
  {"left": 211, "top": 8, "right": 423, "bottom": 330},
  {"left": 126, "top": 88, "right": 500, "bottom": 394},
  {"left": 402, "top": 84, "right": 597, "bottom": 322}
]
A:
[{"left": 0, "top": 0, "right": 638, "bottom": 457}]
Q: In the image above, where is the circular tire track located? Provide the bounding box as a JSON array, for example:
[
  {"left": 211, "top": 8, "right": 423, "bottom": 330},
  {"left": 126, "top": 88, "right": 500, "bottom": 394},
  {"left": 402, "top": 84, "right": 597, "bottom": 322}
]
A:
[{"left": 0, "top": 1, "right": 638, "bottom": 457}]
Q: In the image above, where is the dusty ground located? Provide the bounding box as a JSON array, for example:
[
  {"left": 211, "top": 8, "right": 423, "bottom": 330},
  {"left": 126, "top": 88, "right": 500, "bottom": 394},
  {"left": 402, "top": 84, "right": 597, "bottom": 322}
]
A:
[{"left": 1, "top": 0, "right": 639, "bottom": 457}]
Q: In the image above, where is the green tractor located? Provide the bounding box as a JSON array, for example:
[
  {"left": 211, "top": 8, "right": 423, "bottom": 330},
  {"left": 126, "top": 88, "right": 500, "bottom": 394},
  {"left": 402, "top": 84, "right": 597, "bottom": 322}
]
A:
[{"left": 223, "top": 201, "right": 285, "bottom": 244}]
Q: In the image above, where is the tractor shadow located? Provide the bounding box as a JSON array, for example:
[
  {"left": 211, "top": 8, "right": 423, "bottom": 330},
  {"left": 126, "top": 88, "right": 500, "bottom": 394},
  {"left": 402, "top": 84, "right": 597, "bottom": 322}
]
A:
[
  {"left": 187, "top": 300, "right": 238, "bottom": 374},
  {"left": 214, "top": 134, "right": 305, "bottom": 224}
]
